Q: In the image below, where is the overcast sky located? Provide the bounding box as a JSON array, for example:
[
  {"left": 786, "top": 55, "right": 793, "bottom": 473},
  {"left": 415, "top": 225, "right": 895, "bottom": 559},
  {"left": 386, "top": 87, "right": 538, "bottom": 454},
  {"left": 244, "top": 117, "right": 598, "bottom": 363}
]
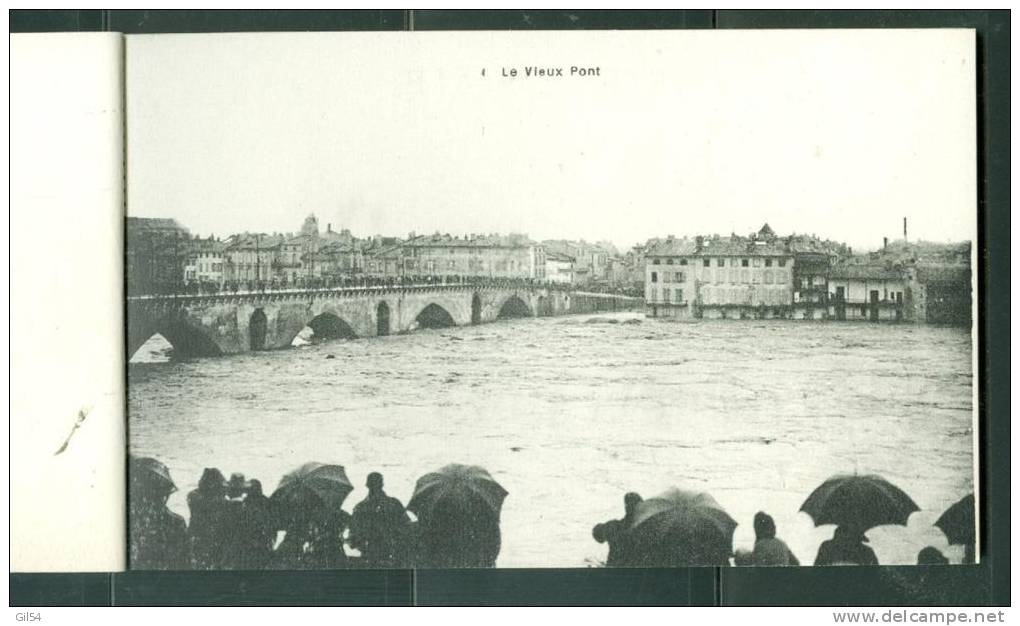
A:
[{"left": 127, "top": 30, "right": 976, "bottom": 251}]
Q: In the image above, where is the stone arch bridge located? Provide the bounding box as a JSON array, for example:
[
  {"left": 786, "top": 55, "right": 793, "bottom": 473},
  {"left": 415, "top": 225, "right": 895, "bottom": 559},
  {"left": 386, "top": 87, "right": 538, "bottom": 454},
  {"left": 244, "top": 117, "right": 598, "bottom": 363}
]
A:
[{"left": 128, "top": 283, "right": 641, "bottom": 359}]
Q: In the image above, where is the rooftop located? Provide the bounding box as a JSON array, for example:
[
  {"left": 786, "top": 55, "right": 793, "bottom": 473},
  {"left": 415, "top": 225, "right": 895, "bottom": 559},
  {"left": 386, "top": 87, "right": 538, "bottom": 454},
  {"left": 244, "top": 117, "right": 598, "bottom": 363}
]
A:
[
  {"left": 225, "top": 233, "right": 285, "bottom": 250},
  {"left": 546, "top": 251, "right": 576, "bottom": 263},
  {"left": 829, "top": 263, "right": 905, "bottom": 281},
  {"left": 404, "top": 233, "right": 537, "bottom": 248},
  {"left": 645, "top": 234, "right": 789, "bottom": 257},
  {"left": 127, "top": 217, "right": 189, "bottom": 234}
]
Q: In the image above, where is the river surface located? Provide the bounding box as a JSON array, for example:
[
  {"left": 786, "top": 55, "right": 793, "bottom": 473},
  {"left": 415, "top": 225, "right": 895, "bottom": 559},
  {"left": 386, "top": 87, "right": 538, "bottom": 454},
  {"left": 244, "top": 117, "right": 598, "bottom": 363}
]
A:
[{"left": 128, "top": 313, "right": 975, "bottom": 567}]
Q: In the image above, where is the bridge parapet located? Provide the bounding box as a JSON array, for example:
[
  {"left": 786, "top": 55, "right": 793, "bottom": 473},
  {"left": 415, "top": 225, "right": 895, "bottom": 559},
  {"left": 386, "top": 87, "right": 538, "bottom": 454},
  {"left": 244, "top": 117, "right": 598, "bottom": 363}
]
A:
[{"left": 128, "top": 281, "right": 579, "bottom": 304}]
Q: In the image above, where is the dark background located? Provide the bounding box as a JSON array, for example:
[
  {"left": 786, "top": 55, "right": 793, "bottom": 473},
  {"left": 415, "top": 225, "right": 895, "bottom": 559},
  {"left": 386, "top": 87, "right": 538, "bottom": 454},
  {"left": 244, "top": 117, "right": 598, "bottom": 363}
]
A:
[{"left": 9, "top": 9, "right": 1009, "bottom": 607}]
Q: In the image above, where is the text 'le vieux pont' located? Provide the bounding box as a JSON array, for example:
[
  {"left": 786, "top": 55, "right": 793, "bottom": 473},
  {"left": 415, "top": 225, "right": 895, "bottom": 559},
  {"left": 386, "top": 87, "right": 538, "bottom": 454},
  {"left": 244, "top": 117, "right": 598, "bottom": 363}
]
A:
[{"left": 483, "top": 65, "right": 602, "bottom": 78}]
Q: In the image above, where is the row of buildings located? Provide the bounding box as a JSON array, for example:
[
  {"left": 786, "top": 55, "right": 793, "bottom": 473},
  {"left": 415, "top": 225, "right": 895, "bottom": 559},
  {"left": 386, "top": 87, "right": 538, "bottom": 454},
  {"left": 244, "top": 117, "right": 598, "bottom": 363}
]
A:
[
  {"left": 126, "top": 216, "right": 971, "bottom": 324},
  {"left": 643, "top": 223, "right": 971, "bottom": 325},
  {"left": 126, "top": 215, "right": 636, "bottom": 295}
]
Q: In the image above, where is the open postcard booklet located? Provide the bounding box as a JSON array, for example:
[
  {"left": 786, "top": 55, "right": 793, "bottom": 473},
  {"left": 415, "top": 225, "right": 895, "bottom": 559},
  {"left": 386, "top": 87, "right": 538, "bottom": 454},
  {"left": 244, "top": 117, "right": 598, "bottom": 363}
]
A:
[{"left": 11, "top": 29, "right": 978, "bottom": 572}]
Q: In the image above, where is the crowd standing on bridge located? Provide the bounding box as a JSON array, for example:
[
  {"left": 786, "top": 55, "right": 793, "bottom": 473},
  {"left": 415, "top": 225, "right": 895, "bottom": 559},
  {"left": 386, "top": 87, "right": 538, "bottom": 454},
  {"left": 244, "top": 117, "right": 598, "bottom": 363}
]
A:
[{"left": 131, "top": 456, "right": 972, "bottom": 571}]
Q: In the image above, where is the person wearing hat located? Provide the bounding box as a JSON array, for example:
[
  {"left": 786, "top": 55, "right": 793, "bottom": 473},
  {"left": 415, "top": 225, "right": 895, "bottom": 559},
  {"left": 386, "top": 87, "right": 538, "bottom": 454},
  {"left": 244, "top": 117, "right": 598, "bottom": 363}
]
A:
[
  {"left": 219, "top": 472, "right": 254, "bottom": 569},
  {"left": 187, "top": 467, "right": 229, "bottom": 569},
  {"left": 814, "top": 525, "right": 879, "bottom": 566},
  {"left": 750, "top": 511, "right": 799, "bottom": 566},
  {"left": 129, "top": 456, "right": 188, "bottom": 569},
  {"left": 592, "top": 492, "right": 643, "bottom": 567},
  {"left": 237, "top": 479, "right": 277, "bottom": 568},
  {"left": 349, "top": 472, "right": 412, "bottom": 567},
  {"left": 226, "top": 473, "right": 249, "bottom": 502}
]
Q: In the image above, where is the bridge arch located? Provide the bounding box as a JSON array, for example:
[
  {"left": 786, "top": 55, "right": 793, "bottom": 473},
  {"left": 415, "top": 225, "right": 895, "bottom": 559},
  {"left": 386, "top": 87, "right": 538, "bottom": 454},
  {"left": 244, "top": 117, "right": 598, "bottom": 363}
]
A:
[
  {"left": 299, "top": 312, "right": 358, "bottom": 344},
  {"left": 129, "top": 318, "right": 224, "bottom": 361},
  {"left": 128, "top": 332, "right": 173, "bottom": 363},
  {"left": 497, "top": 294, "right": 533, "bottom": 320},
  {"left": 415, "top": 303, "right": 456, "bottom": 330}
]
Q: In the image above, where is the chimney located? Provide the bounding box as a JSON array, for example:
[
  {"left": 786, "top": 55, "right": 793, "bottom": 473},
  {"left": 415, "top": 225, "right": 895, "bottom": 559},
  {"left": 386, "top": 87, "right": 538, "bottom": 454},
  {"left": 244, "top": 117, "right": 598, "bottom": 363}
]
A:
[
  {"left": 327, "top": 223, "right": 333, "bottom": 233},
  {"left": 903, "top": 217, "right": 908, "bottom": 240},
  {"left": 695, "top": 235, "right": 704, "bottom": 252},
  {"left": 883, "top": 237, "right": 888, "bottom": 250}
]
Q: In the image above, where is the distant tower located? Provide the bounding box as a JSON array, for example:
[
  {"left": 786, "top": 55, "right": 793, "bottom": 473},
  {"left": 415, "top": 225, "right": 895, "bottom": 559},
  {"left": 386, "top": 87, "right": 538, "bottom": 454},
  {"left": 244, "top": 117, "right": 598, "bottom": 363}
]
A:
[{"left": 301, "top": 214, "right": 319, "bottom": 237}]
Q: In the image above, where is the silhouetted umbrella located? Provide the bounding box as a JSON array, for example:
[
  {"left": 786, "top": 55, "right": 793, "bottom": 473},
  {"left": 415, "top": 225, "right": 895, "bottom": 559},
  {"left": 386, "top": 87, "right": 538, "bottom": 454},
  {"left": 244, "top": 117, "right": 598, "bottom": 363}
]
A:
[
  {"left": 129, "top": 456, "right": 176, "bottom": 497},
  {"left": 934, "top": 494, "right": 975, "bottom": 546},
  {"left": 271, "top": 462, "right": 354, "bottom": 513},
  {"left": 407, "top": 464, "right": 508, "bottom": 520},
  {"left": 627, "top": 488, "right": 738, "bottom": 563},
  {"left": 801, "top": 474, "right": 919, "bottom": 531}
]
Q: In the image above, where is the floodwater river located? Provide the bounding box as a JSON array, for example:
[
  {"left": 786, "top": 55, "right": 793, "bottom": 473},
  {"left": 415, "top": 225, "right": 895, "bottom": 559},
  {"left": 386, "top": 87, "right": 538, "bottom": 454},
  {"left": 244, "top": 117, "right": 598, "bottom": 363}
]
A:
[{"left": 128, "top": 313, "right": 974, "bottom": 567}]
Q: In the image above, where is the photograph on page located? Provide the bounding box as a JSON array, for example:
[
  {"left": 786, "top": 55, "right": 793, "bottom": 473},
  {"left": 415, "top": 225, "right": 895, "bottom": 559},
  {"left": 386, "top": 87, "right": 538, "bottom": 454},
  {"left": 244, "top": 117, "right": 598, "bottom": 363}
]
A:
[{"left": 123, "top": 30, "right": 977, "bottom": 570}]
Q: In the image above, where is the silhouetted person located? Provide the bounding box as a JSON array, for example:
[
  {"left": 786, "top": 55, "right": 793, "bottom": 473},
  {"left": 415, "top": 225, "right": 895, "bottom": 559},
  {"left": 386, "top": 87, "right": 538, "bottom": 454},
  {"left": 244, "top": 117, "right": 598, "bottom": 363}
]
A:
[
  {"left": 306, "top": 508, "right": 352, "bottom": 569},
  {"left": 592, "top": 492, "right": 642, "bottom": 566},
  {"left": 187, "top": 468, "right": 228, "bottom": 569},
  {"left": 234, "top": 479, "right": 276, "bottom": 569},
  {"left": 129, "top": 475, "right": 188, "bottom": 569},
  {"left": 647, "top": 523, "right": 732, "bottom": 567},
  {"left": 218, "top": 472, "right": 252, "bottom": 568},
  {"left": 273, "top": 520, "right": 312, "bottom": 569},
  {"left": 349, "top": 472, "right": 411, "bottom": 567},
  {"left": 415, "top": 494, "right": 501, "bottom": 568},
  {"left": 917, "top": 546, "right": 950, "bottom": 565},
  {"left": 733, "top": 548, "right": 754, "bottom": 566},
  {"left": 814, "top": 526, "right": 879, "bottom": 566},
  {"left": 751, "top": 512, "right": 799, "bottom": 566},
  {"left": 226, "top": 473, "right": 247, "bottom": 502}
]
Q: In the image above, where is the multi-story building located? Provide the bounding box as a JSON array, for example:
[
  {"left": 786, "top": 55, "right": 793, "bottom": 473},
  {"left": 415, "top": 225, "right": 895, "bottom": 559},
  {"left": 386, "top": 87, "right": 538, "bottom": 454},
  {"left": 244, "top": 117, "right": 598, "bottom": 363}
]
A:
[
  {"left": 224, "top": 233, "right": 284, "bottom": 283},
  {"left": 542, "top": 239, "right": 610, "bottom": 285},
  {"left": 278, "top": 216, "right": 363, "bottom": 281},
  {"left": 645, "top": 224, "right": 795, "bottom": 319},
  {"left": 827, "top": 263, "right": 907, "bottom": 322},
  {"left": 312, "top": 240, "right": 364, "bottom": 279},
  {"left": 545, "top": 251, "right": 575, "bottom": 284},
  {"left": 363, "top": 237, "right": 404, "bottom": 278},
  {"left": 278, "top": 235, "right": 308, "bottom": 281},
  {"left": 605, "top": 255, "right": 636, "bottom": 291},
  {"left": 905, "top": 263, "right": 971, "bottom": 325},
  {"left": 184, "top": 238, "right": 227, "bottom": 286},
  {"left": 397, "top": 233, "right": 546, "bottom": 280},
  {"left": 126, "top": 217, "right": 191, "bottom": 295},
  {"left": 619, "top": 242, "right": 654, "bottom": 294}
]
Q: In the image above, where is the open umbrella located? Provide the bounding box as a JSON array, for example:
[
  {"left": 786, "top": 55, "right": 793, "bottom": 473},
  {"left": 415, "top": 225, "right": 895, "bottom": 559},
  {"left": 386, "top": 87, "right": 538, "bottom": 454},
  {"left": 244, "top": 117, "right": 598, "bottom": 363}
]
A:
[
  {"left": 407, "top": 464, "right": 508, "bottom": 520},
  {"left": 801, "top": 474, "right": 919, "bottom": 531},
  {"left": 934, "top": 493, "right": 975, "bottom": 546},
  {"left": 271, "top": 462, "right": 354, "bottom": 514},
  {"left": 627, "top": 487, "right": 738, "bottom": 566},
  {"left": 129, "top": 456, "right": 177, "bottom": 497}
]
